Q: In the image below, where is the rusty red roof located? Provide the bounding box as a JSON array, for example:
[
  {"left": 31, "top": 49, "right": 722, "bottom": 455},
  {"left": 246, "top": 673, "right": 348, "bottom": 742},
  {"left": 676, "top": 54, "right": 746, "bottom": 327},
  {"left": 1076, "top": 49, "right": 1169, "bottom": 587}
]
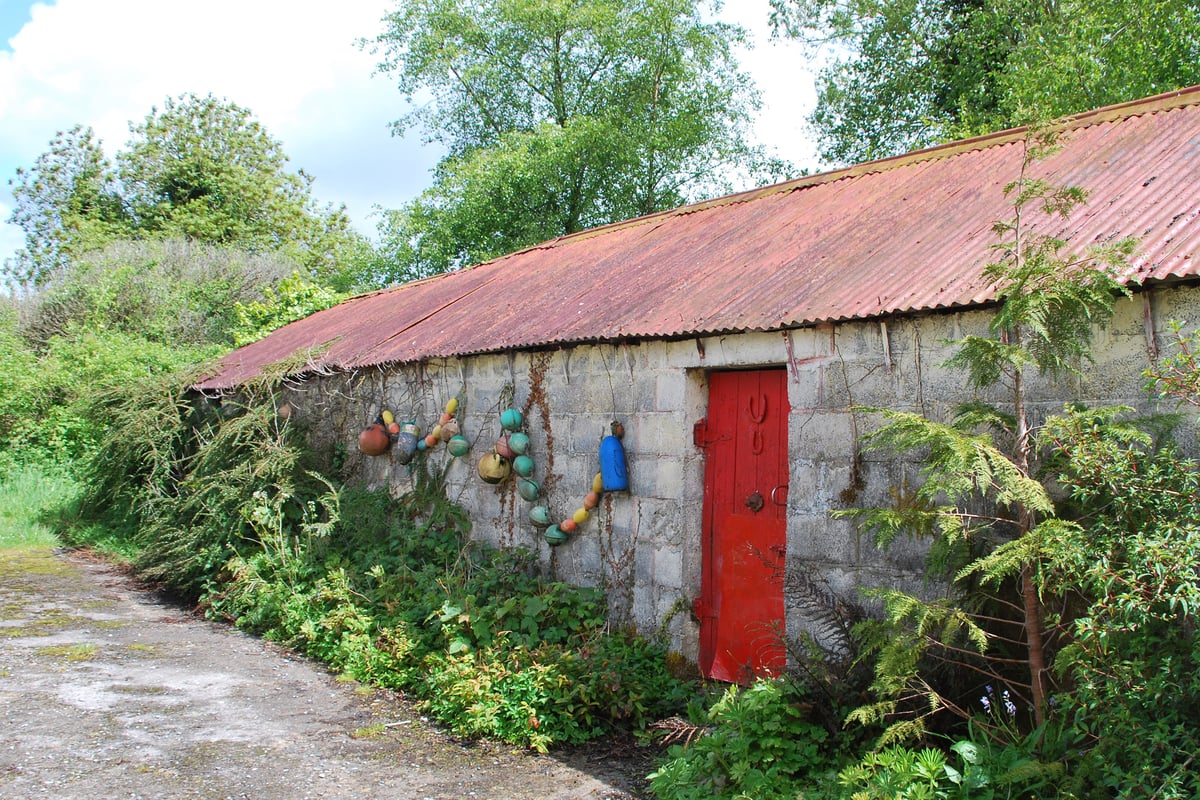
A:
[{"left": 198, "top": 87, "right": 1200, "bottom": 391}]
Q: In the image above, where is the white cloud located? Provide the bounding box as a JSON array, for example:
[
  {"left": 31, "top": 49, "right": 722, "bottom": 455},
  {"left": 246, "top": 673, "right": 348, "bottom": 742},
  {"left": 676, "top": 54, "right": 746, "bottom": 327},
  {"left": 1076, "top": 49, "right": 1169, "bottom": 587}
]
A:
[{"left": 0, "top": 0, "right": 820, "bottom": 264}]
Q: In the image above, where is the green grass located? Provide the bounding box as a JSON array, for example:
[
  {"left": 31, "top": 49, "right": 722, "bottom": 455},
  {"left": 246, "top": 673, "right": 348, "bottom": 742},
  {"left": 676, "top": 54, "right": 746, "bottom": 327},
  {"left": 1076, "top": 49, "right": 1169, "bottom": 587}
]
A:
[{"left": 0, "top": 464, "right": 78, "bottom": 550}]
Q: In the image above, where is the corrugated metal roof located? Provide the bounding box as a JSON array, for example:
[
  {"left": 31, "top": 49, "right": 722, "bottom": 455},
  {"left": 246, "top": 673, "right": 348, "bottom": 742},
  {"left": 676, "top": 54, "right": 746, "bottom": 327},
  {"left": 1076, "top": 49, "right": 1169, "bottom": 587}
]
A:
[{"left": 199, "top": 87, "right": 1200, "bottom": 391}]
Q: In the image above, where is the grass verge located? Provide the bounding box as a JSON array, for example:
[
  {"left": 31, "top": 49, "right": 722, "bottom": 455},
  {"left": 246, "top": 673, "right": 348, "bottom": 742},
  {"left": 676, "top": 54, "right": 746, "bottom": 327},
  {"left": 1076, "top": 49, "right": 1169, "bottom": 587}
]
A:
[{"left": 0, "top": 464, "right": 79, "bottom": 550}]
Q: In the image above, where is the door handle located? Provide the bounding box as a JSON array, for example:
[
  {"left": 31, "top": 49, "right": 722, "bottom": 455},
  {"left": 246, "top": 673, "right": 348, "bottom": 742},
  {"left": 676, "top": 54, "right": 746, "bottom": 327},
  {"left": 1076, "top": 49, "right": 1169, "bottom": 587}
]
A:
[
  {"left": 745, "top": 491, "right": 764, "bottom": 513},
  {"left": 770, "top": 485, "right": 788, "bottom": 506}
]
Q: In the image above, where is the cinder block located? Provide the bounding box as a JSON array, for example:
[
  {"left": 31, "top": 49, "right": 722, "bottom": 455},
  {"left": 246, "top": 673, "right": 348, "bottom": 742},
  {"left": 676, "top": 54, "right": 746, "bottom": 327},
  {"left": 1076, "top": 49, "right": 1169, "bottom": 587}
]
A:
[{"left": 653, "top": 547, "right": 684, "bottom": 590}]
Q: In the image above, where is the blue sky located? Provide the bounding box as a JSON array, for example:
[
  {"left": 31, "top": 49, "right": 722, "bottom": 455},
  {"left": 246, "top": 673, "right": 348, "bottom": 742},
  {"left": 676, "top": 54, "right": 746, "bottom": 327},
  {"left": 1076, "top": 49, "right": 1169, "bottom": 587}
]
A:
[
  {"left": 0, "top": 2, "right": 36, "bottom": 45},
  {"left": 0, "top": 0, "right": 820, "bottom": 264}
]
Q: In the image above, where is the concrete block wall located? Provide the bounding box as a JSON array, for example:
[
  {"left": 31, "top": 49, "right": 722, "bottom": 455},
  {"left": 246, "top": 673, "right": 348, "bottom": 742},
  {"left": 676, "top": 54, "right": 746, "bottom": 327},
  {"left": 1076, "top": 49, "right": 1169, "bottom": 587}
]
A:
[{"left": 283, "top": 285, "right": 1200, "bottom": 665}]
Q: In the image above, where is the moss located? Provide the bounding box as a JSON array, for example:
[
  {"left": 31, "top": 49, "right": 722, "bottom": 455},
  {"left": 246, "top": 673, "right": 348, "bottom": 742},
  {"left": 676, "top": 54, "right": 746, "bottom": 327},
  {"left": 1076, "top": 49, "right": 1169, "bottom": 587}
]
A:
[
  {"left": 35, "top": 642, "right": 98, "bottom": 661},
  {"left": 351, "top": 723, "right": 387, "bottom": 739}
]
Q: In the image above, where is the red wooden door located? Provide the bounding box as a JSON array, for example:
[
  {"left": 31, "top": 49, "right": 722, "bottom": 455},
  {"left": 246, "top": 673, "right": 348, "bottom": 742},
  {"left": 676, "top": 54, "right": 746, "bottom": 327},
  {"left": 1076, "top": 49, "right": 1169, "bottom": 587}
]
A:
[{"left": 695, "top": 369, "right": 789, "bottom": 683}]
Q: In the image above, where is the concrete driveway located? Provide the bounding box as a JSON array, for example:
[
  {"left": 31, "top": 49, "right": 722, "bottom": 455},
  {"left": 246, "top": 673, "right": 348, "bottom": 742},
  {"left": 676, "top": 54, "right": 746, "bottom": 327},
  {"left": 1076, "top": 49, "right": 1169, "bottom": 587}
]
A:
[{"left": 0, "top": 547, "right": 648, "bottom": 799}]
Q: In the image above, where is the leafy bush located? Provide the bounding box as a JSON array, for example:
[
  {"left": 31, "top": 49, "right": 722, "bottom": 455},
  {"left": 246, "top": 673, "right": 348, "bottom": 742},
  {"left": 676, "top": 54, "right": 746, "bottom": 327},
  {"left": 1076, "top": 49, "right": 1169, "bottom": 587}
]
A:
[
  {"left": 1041, "top": 406, "right": 1200, "bottom": 799},
  {"left": 231, "top": 271, "right": 345, "bottom": 345},
  {"left": 648, "top": 678, "right": 836, "bottom": 800},
  {"left": 838, "top": 718, "right": 1066, "bottom": 800},
  {"left": 0, "top": 463, "right": 80, "bottom": 549}
]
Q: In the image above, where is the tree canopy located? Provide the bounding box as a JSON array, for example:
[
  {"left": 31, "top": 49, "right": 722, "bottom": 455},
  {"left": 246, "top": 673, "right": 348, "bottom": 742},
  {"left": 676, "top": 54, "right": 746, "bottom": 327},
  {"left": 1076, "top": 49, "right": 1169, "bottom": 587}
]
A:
[
  {"left": 5, "top": 126, "right": 128, "bottom": 288},
  {"left": 369, "top": 0, "right": 785, "bottom": 281},
  {"left": 770, "top": 0, "right": 1200, "bottom": 164},
  {"left": 5, "top": 94, "right": 369, "bottom": 291}
]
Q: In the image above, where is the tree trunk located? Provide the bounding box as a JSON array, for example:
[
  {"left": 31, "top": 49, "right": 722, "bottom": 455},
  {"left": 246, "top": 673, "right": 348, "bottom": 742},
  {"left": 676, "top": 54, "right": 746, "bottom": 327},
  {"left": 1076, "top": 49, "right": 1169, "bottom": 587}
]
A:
[
  {"left": 1013, "top": 364, "right": 1047, "bottom": 727},
  {"left": 1021, "top": 561, "right": 1047, "bottom": 727}
]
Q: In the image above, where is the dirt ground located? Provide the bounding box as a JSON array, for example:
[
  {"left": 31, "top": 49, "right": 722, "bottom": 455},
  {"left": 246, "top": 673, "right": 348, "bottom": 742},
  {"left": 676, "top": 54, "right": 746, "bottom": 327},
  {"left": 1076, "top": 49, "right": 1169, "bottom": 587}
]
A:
[{"left": 0, "top": 547, "right": 655, "bottom": 799}]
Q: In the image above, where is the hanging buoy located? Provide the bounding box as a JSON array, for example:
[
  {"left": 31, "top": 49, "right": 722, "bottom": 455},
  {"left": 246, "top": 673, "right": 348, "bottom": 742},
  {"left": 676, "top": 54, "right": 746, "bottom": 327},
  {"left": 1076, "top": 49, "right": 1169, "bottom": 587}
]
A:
[
  {"left": 508, "top": 431, "right": 530, "bottom": 455},
  {"left": 512, "top": 454, "right": 535, "bottom": 478},
  {"left": 529, "top": 505, "right": 552, "bottom": 527},
  {"left": 478, "top": 453, "right": 511, "bottom": 484},
  {"left": 358, "top": 424, "right": 390, "bottom": 456},
  {"left": 599, "top": 420, "right": 629, "bottom": 491},
  {"left": 394, "top": 421, "right": 420, "bottom": 464},
  {"left": 518, "top": 478, "right": 541, "bottom": 502},
  {"left": 544, "top": 524, "right": 567, "bottom": 545},
  {"left": 495, "top": 433, "right": 516, "bottom": 459},
  {"left": 447, "top": 435, "right": 470, "bottom": 457},
  {"left": 500, "top": 408, "right": 524, "bottom": 432}
]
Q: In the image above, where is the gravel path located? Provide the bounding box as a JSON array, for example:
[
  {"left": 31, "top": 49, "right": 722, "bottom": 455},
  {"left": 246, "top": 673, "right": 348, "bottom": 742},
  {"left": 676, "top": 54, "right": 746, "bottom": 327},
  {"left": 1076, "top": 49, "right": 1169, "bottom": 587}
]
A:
[{"left": 0, "top": 547, "right": 652, "bottom": 799}]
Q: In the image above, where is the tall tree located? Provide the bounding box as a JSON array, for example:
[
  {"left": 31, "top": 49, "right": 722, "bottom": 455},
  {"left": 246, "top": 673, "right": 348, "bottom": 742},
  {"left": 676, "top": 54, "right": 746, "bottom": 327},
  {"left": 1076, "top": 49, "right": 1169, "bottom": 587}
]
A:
[
  {"left": 839, "top": 130, "right": 1134, "bottom": 741},
  {"left": 770, "top": 0, "right": 1200, "bottom": 164},
  {"left": 118, "top": 93, "right": 367, "bottom": 285},
  {"left": 5, "top": 125, "right": 129, "bottom": 290},
  {"left": 6, "top": 94, "right": 371, "bottom": 292},
  {"left": 369, "top": 0, "right": 784, "bottom": 280}
]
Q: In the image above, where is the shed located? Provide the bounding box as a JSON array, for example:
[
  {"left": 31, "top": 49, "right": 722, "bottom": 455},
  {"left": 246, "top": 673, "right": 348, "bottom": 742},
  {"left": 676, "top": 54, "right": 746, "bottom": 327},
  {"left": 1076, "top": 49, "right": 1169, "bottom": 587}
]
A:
[{"left": 199, "top": 87, "right": 1200, "bottom": 681}]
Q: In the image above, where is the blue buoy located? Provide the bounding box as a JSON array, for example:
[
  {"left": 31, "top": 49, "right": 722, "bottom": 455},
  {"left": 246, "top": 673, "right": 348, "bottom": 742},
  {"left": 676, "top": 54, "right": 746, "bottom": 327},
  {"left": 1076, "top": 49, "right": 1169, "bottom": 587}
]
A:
[{"left": 599, "top": 421, "right": 628, "bottom": 492}]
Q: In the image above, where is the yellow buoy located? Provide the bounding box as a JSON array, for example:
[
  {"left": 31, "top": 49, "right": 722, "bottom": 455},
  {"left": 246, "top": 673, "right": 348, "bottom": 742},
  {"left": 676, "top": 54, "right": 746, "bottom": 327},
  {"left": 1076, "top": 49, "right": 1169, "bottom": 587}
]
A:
[
  {"left": 573, "top": 508, "right": 590, "bottom": 525},
  {"left": 592, "top": 472, "right": 604, "bottom": 494}
]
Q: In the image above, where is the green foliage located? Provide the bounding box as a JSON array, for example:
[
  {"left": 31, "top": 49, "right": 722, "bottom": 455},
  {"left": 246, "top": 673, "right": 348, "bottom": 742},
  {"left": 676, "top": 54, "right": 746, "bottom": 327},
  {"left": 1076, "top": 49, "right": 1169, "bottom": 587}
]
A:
[
  {"left": 0, "top": 306, "right": 41, "bottom": 468},
  {"left": 770, "top": 0, "right": 1200, "bottom": 163},
  {"left": 369, "top": 0, "right": 784, "bottom": 279},
  {"left": 117, "top": 93, "right": 365, "bottom": 281},
  {"left": 836, "top": 131, "right": 1130, "bottom": 743},
  {"left": 0, "top": 315, "right": 202, "bottom": 471},
  {"left": 22, "top": 238, "right": 298, "bottom": 350},
  {"left": 839, "top": 409, "right": 1053, "bottom": 550},
  {"left": 648, "top": 678, "right": 836, "bottom": 800},
  {"left": 71, "top": 366, "right": 326, "bottom": 597},
  {"left": 1147, "top": 321, "right": 1200, "bottom": 411},
  {"left": 231, "top": 271, "right": 346, "bottom": 346},
  {"left": 838, "top": 735, "right": 1059, "bottom": 800},
  {"left": 0, "top": 464, "right": 79, "bottom": 550},
  {"left": 1040, "top": 404, "right": 1200, "bottom": 799},
  {"left": 6, "top": 94, "right": 370, "bottom": 291},
  {"left": 4, "top": 125, "right": 129, "bottom": 289},
  {"left": 77, "top": 376, "right": 690, "bottom": 752},
  {"left": 949, "top": 142, "right": 1133, "bottom": 388}
]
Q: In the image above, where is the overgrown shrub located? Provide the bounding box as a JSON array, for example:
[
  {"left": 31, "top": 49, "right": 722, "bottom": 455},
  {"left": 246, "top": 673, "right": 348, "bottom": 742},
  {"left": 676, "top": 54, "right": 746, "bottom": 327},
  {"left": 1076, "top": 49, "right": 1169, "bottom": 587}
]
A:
[
  {"left": 75, "top": 375, "right": 691, "bottom": 752},
  {"left": 1, "top": 304, "right": 200, "bottom": 471},
  {"left": 648, "top": 678, "right": 840, "bottom": 800},
  {"left": 1041, "top": 406, "right": 1200, "bottom": 799},
  {"left": 21, "top": 238, "right": 296, "bottom": 349}
]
